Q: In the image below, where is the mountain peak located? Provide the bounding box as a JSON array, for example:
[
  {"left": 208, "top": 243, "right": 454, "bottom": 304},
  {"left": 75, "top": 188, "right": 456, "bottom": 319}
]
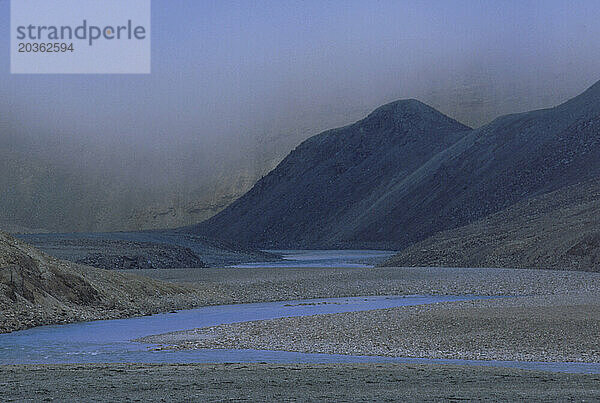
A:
[
  {"left": 362, "top": 98, "right": 471, "bottom": 131},
  {"left": 188, "top": 80, "right": 600, "bottom": 250},
  {"left": 189, "top": 97, "right": 472, "bottom": 247},
  {"left": 367, "top": 98, "right": 433, "bottom": 118}
]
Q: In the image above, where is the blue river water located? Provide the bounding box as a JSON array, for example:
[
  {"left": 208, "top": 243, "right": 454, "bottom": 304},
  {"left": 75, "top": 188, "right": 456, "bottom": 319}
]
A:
[
  {"left": 1, "top": 295, "right": 599, "bottom": 374},
  {"left": 231, "top": 249, "right": 398, "bottom": 268}
]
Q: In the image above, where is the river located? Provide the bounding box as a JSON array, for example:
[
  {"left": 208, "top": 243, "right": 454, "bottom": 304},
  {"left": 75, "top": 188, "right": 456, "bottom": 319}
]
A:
[{"left": 1, "top": 294, "right": 599, "bottom": 374}]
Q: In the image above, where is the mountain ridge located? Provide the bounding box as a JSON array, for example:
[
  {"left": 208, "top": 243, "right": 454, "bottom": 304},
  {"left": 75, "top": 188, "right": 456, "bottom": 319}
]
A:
[
  {"left": 186, "top": 98, "right": 472, "bottom": 247},
  {"left": 186, "top": 79, "right": 600, "bottom": 250}
]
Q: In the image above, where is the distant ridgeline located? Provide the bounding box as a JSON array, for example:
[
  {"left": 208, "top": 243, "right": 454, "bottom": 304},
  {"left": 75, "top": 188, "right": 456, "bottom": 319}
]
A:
[{"left": 186, "top": 80, "right": 600, "bottom": 270}]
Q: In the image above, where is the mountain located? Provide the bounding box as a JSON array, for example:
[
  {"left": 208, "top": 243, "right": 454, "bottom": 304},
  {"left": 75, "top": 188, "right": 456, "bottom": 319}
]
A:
[
  {"left": 186, "top": 100, "right": 471, "bottom": 247},
  {"left": 187, "top": 80, "right": 600, "bottom": 249},
  {"left": 0, "top": 105, "right": 362, "bottom": 234},
  {"left": 0, "top": 232, "right": 200, "bottom": 333},
  {"left": 342, "top": 79, "right": 600, "bottom": 249},
  {"left": 0, "top": 144, "right": 262, "bottom": 234},
  {"left": 381, "top": 178, "right": 600, "bottom": 271}
]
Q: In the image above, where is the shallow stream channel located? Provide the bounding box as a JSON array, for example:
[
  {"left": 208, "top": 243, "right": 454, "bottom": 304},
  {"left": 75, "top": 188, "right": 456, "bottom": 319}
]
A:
[{"left": 1, "top": 294, "right": 600, "bottom": 374}]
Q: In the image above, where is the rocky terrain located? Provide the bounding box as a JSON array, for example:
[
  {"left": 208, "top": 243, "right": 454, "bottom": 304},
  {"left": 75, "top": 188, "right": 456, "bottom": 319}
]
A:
[
  {"left": 382, "top": 178, "right": 600, "bottom": 271},
  {"left": 2, "top": 363, "right": 599, "bottom": 402},
  {"left": 3, "top": 259, "right": 600, "bottom": 400},
  {"left": 160, "top": 293, "right": 600, "bottom": 363},
  {"left": 143, "top": 266, "right": 600, "bottom": 364},
  {"left": 30, "top": 238, "right": 205, "bottom": 270},
  {"left": 188, "top": 80, "right": 600, "bottom": 252},
  {"left": 130, "top": 266, "right": 600, "bottom": 302},
  {"left": 0, "top": 232, "right": 209, "bottom": 333}
]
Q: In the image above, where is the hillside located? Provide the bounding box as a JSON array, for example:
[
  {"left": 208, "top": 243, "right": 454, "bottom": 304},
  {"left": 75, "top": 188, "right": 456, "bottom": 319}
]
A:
[
  {"left": 187, "top": 100, "right": 472, "bottom": 247},
  {"left": 0, "top": 232, "right": 202, "bottom": 333},
  {"left": 381, "top": 178, "right": 600, "bottom": 271},
  {"left": 187, "top": 80, "right": 600, "bottom": 249}
]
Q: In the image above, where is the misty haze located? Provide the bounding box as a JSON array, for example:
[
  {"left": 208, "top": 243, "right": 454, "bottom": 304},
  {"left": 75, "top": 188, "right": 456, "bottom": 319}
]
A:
[{"left": 2, "top": 0, "right": 600, "bottom": 233}]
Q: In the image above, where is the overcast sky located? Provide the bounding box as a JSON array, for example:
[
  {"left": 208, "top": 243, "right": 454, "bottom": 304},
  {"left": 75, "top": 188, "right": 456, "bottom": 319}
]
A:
[{"left": 1, "top": 0, "right": 600, "bottom": 190}]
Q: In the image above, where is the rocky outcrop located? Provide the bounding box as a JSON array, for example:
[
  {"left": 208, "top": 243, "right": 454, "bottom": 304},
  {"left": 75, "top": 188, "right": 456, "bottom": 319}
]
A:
[
  {"left": 0, "top": 232, "right": 201, "bottom": 333},
  {"left": 18, "top": 232, "right": 277, "bottom": 268}
]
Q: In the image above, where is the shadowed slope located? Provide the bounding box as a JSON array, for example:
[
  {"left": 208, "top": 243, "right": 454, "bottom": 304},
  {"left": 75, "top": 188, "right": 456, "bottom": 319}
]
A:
[
  {"left": 0, "top": 232, "right": 200, "bottom": 333},
  {"left": 188, "top": 80, "right": 600, "bottom": 250},
  {"left": 188, "top": 100, "right": 471, "bottom": 247},
  {"left": 381, "top": 178, "right": 600, "bottom": 272}
]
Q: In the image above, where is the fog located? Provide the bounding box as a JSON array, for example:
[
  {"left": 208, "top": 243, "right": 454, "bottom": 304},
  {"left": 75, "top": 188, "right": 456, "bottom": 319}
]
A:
[{"left": 1, "top": 0, "right": 600, "bottom": 231}]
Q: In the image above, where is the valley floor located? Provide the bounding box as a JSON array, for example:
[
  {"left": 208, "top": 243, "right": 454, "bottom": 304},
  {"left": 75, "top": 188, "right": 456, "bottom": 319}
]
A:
[
  {"left": 154, "top": 293, "right": 600, "bottom": 363},
  {"left": 122, "top": 265, "right": 600, "bottom": 302},
  {"left": 4, "top": 266, "right": 600, "bottom": 401}
]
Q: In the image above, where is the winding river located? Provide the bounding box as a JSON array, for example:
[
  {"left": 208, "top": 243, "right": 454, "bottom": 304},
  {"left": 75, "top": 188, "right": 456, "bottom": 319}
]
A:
[{"left": 1, "top": 294, "right": 599, "bottom": 374}]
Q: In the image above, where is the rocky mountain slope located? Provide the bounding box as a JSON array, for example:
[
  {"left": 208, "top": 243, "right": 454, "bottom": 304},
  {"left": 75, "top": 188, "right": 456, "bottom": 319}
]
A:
[
  {"left": 188, "top": 80, "right": 600, "bottom": 250},
  {"left": 188, "top": 100, "right": 471, "bottom": 247},
  {"left": 0, "top": 232, "right": 202, "bottom": 333},
  {"left": 381, "top": 178, "right": 600, "bottom": 271}
]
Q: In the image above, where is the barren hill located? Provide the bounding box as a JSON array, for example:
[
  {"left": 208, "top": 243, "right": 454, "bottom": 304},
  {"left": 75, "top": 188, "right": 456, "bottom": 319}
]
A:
[{"left": 188, "top": 99, "right": 471, "bottom": 248}]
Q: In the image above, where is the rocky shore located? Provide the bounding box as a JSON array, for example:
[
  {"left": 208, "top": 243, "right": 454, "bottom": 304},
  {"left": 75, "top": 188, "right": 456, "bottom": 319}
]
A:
[
  {"left": 4, "top": 251, "right": 600, "bottom": 338},
  {"left": 3, "top": 260, "right": 600, "bottom": 400},
  {"left": 126, "top": 265, "right": 600, "bottom": 301},
  {"left": 0, "top": 232, "right": 212, "bottom": 333},
  {"left": 19, "top": 232, "right": 280, "bottom": 268}
]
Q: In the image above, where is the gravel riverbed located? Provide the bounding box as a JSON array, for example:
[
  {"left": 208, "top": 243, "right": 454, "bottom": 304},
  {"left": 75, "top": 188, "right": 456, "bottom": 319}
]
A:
[
  {"left": 124, "top": 265, "right": 600, "bottom": 300},
  {"left": 139, "top": 267, "right": 600, "bottom": 364},
  {"left": 4, "top": 266, "right": 600, "bottom": 401}
]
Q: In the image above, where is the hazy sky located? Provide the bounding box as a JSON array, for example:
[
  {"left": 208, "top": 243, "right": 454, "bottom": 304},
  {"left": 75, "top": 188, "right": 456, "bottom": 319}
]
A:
[{"left": 1, "top": 0, "right": 600, "bottom": 191}]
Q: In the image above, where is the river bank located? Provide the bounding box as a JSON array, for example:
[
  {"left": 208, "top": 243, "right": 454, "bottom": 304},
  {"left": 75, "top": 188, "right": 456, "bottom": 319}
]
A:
[
  {"left": 122, "top": 265, "right": 600, "bottom": 300},
  {"left": 4, "top": 262, "right": 599, "bottom": 335},
  {"left": 128, "top": 266, "right": 600, "bottom": 364}
]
